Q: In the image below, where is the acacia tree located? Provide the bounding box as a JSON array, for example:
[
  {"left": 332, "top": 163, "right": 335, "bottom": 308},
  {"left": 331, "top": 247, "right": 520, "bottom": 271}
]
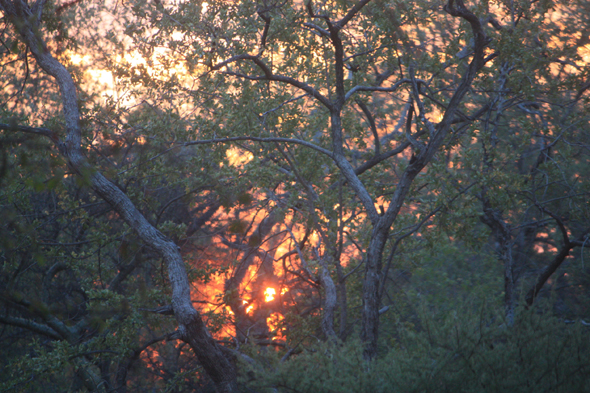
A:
[
  {"left": 125, "top": 0, "right": 589, "bottom": 358},
  {"left": 2, "top": 0, "right": 590, "bottom": 391},
  {"left": 134, "top": 0, "right": 495, "bottom": 359},
  {"left": 0, "top": 1, "right": 238, "bottom": 392},
  {"left": 433, "top": 1, "right": 590, "bottom": 324}
]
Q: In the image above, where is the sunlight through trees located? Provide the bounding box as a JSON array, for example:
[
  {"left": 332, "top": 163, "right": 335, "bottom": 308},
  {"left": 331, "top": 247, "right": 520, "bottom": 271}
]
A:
[{"left": 1, "top": 0, "right": 589, "bottom": 391}]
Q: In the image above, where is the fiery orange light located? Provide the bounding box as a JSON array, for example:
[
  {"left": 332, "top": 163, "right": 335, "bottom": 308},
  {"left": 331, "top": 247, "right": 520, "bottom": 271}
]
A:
[
  {"left": 267, "top": 312, "right": 285, "bottom": 340},
  {"left": 281, "top": 287, "right": 288, "bottom": 295},
  {"left": 264, "top": 287, "right": 276, "bottom": 302},
  {"left": 246, "top": 304, "right": 254, "bottom": 314}
]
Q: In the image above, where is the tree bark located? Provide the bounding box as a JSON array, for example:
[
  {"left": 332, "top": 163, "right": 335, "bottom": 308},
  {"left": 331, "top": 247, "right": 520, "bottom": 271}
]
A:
[
  {"left": 319, "top": 261, "right": 338, "bottom": 341},
  {"left": 481, "top": 205, "right": 515, "bottom": 326}
]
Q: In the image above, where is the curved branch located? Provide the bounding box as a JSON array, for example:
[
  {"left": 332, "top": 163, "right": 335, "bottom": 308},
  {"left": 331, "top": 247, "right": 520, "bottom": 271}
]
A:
[
  {"left": 353, "top": 139, "right": 413, "bottom": 176},
  {"left": 1, "top": 2, "right": 238, "bottom": 391},
  {"left": 211, "top": 54, "right": 332, "bottom": 109},
  {"left": 115, "top": 331, "right": 181, "bottom": 393},
  {"left": 257, "top": 11, "right": 271, "bottom": 49},
  {"left": 355, "top": 98, "right": 380, "bottom": 156},
  {"left": 344, "top": 79, "right": 421, "bottom": 102},
  {"left": 0, "top": 315, "right": 61, "bottom": 339},
  {"left": 303, "top": 22, "right": 329, "bottom": 37},
  {"left": 524, "top": 242, "right": 573, "bottom": 307},
  {"left": 409, "top": 65, "right": 437, "bottom": 137},
  {"left": 336, "top": 0, "right": 373, "bottom": 28},
  {"left": 0, "top": 122, "right": 62, "bottom": 146},
  {"left": 183, "top": 135, "right": 334, "bottom": 158},
  {"left": 3, "top": 292, "right": 78, "bottom": 340}
]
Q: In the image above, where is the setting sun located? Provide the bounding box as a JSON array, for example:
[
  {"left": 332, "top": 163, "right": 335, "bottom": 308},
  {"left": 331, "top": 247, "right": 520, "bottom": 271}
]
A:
[{"left": 264, "top": 287, "right": 276, "bottom": 302}]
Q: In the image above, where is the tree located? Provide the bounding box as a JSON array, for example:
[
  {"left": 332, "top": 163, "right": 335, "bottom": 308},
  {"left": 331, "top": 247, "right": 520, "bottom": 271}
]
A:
[
  {"left": 0, "top": 0, "right": 237, "bottom": 391},
  {"left": 1, "top": 0, "right": 589, "bottom": 391}
]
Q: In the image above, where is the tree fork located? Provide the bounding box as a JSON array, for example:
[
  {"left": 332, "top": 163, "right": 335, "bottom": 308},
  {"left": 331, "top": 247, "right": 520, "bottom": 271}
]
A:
[{"left": 358, "top": 0, "right": 491, "bottom": 360}]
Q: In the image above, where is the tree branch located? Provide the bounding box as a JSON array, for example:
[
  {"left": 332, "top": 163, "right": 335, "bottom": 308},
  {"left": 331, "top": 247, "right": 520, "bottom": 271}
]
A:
[
  {"left": 355, "top": 98, "right": 380, "bottom": 156},
  {"left": 336, "top": 0, "right": 372, "bottom": 28},
  {"left": 211, "top": 54, "right": 332, "bottom": 109},
  {"left": 183, "top": 135, "right": 334, "bottom": 158},
  {"left": 344, "top": 78, "right": 421, "bottom": 102},
  {"left": 0, "top": 315, "right": 61, "bottom": 339}
]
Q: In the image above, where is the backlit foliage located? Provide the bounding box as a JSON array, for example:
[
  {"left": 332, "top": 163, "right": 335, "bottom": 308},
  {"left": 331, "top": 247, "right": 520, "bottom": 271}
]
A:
[{"left": 1, "top": 0, "right": 589, "bottom": 391}]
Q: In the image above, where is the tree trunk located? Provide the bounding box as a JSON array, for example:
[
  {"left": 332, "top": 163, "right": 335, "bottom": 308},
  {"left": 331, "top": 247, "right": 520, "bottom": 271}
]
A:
[
  {"left": 360, "top": 227, "right": 388, "bottom": 359},
  {"left": 481, "top": 206, "right": 515, "bottom": 326},
  {"left": 319, "top": 261, "right": 338, "bottom": 342},
  {"left": 0, "top": 2, "right": 238, "bottom": 391}
]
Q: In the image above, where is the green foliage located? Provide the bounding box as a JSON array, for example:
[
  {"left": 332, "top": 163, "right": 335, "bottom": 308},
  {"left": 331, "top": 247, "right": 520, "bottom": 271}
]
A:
[{"left": 246, "top": 306, "right": 590, "bottom": 393}]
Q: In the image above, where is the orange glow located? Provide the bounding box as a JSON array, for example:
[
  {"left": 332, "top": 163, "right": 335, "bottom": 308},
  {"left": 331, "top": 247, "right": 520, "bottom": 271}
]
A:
[
  {"left": 266, "top": 312, "right": 285, "bottom": 340},
  {"left": 264, "top": 287, "right": 276, "bottom": 302},
  {"left": 226, "top": 146, "right": 254, "bottom": 167},
  {"left": 535, "top": 232, "right": 558, "bottom": 254},
  {"left": 189, "top": 190, "right": 361, "bottom": 343}
]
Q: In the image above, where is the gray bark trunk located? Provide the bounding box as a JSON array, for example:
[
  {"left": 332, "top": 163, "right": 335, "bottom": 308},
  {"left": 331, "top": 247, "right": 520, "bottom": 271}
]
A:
[
  {"left": 0, "top": 2, "right": 237, "bottom": 391},
  {"left": 360, "top": 228, "right": 388, "bottom": 357},
  {"left": 481, "top": 206, "right": 515, "bottom": 326},
  {"left": 319, "top": 262, "right": 338, "bottom": 341}
]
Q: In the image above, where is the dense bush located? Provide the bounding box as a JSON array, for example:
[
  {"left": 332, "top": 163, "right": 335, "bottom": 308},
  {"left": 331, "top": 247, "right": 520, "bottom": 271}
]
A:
[{"left": 246, "top": 305, "right": 590, "bottom": 393}]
